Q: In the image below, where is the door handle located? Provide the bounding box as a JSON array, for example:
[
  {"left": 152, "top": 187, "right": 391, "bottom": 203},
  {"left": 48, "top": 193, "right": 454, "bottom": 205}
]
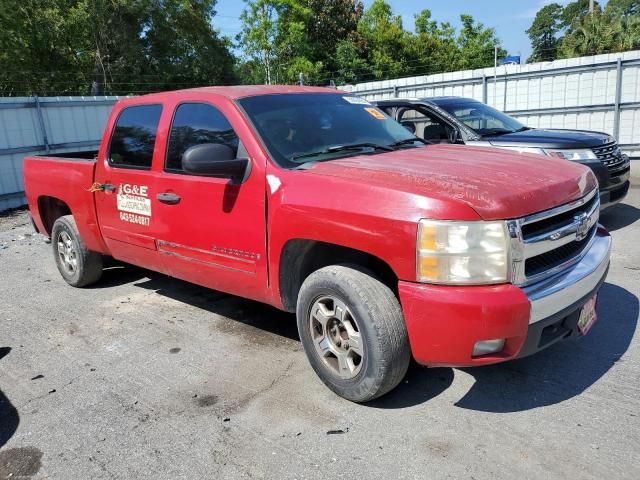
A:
[
  {"left": 89, "top": 182, "right": 115, "bottom": 193},
  {"left": 156, "top": 192, "right": 181, "bottom": 205}
]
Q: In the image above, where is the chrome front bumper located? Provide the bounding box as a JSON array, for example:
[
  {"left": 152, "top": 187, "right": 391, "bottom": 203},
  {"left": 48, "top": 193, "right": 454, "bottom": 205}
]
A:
[{"left": 524, "top": 227, "right": 611, "bottom": 324}]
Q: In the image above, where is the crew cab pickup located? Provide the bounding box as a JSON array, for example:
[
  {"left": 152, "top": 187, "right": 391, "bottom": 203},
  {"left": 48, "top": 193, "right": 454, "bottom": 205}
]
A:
[{"left": 24, "top": 86, "right": 611, "bottom": 402}]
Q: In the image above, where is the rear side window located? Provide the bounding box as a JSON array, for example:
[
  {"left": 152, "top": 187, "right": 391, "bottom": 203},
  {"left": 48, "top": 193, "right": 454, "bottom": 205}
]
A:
[
  {"left": 166, "top": 103, "right": 239, "bottom": 172},
  {"left": 109, "top": 104, "right": 162, "bottom": 169}
]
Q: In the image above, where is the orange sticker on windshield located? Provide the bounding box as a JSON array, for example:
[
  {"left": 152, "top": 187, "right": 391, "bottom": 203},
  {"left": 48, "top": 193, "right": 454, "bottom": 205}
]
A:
[{"left": 365, "top": 107, "right": 386, "bottom": 120}]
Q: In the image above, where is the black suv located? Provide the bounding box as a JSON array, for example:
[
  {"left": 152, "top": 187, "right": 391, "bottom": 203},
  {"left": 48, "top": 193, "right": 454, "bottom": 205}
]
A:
[{"left": 375, "top": 96, "right": 631, "bottom": 209}]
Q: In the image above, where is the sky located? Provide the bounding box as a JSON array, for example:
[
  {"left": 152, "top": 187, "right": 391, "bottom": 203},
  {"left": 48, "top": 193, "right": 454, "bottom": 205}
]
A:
[{"left": 213, "top": 0, "right": 576, "bottom": 63}]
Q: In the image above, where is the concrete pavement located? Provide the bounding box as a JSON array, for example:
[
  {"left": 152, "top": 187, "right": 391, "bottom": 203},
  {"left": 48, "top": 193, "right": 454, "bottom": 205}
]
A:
[{"left": 0, "top": 171, "right": 638, "bottom": 479}]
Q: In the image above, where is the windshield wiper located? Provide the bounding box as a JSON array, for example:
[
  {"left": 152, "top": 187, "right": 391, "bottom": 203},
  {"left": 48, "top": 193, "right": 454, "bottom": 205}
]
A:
[
  {"left": 389, "top": 137, "right": 430, "bottom": 148},
  {"left": 291, "top": 142, "right": 394, "bottom": 162}
]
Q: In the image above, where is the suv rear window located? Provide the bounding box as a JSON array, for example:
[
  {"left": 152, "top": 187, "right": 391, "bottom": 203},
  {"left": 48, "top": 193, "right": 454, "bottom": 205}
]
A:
[{"left": 109, "top": 104, "right": 162, "bottom": 169}]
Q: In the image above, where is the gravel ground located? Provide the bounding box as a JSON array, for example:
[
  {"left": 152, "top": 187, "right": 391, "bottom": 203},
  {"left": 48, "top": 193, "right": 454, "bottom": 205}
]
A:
[{"left": 0, "top": 171, "right": 638, "bottom": 480}]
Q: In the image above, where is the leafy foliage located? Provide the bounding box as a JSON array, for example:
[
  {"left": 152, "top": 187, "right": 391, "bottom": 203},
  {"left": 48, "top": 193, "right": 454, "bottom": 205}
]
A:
[
  {"left": 236, "top": 0, "right": 364, "bottom": 84},
  {"left": 0, "top": 0, "right": 519, "bottom": 94},
  {"left": 237, "top": 0, "right": 506, "bottom": 86},
  {"left": 527, "top": 0, "right": 640, "bottom": 62},
  {"left": 526, "top": 3, "right": 564, "bottom": 62},
  {"left": 559, "top": 8, "right": 640, "bottom": 57},
  {"left": 0, "top": 0, "right": 236, "bottom": 96}
]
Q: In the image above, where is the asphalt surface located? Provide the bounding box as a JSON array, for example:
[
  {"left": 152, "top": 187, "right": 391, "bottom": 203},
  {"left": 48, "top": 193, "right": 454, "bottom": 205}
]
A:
[{"left": 1, "top": 171, "right": 639, "bottom": 480}]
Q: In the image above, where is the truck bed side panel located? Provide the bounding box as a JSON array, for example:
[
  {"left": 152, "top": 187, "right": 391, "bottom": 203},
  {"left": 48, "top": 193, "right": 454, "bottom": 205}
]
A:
[{"left": 23, "top": 157, "right": 109, "bottom": 254}]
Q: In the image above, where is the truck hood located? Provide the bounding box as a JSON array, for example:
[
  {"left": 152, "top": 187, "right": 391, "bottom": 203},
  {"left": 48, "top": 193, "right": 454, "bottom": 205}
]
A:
[
  {"left": 486, "top": 128, "right": 613, "bottom": 149},
  {"left": 303, "top": 144, "right": 597, "bottom": 220}
]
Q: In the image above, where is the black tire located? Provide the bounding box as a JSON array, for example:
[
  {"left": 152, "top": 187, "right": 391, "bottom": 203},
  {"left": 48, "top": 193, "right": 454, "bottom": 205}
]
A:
[
  {"left": 51, "top": 215, "right": 103, "bottom": 287},
  {"left": 296, "top": 264, "right": 410, "bottom": 402}
]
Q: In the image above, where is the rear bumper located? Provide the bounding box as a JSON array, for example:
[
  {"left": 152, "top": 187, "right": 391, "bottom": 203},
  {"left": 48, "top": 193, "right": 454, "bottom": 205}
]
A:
[{"left": 399, "top": 227, "right": 611, "bottom": 367}]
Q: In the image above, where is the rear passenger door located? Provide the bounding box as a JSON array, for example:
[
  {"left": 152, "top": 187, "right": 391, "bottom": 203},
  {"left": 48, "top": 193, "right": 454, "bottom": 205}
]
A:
[
  {"left": 153, "top": 100, "right": 268, "bottom": 302},
  {"left": 94, "top": 103, "right": 165, "bottom": 270}
]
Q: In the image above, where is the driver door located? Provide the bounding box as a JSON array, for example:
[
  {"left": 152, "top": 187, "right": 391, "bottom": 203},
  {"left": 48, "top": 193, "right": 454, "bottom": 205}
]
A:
[{"left": 153, "top": 99, "right": 268, "bottom": 302}]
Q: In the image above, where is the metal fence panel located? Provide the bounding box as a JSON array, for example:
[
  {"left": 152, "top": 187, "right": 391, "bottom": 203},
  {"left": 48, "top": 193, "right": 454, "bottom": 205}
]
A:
[
  {"left": 0, "top": 96, "right": 122, "bottom": 211},
  {"left": 343, "top": 50, "right": 640, "bottom": 159}
]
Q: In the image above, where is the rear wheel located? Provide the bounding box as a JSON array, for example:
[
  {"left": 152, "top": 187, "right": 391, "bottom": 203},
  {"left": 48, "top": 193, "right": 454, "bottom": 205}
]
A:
[
  {"left": 296, "top": 265, "right": 410, "bottom": 402},
  {"left": 52, "top": 215, "right": 103, "bottom": 287}
]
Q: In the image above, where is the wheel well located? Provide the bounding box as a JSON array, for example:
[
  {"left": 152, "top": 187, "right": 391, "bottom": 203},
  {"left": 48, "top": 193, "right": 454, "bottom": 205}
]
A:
[
  {"left": 279, "top": 239, "right": 398, "bottom": 312},
  {"left": 37, "top": 196, "right": 71, "bottom": 236}
]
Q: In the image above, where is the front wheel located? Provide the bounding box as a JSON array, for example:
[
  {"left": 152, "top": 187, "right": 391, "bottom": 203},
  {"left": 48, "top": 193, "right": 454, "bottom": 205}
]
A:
[
  {"left": 52, "top": 215, "right": 103, "bottom": 287},
  {"left": 296, "top": 265, "right": 410, "bottom": 402}
]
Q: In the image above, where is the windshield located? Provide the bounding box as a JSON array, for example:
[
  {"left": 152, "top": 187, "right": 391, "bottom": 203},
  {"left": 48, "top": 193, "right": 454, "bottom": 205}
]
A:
[
  {"left": 237, "top": 93, "right": 420, "bottom": 168},
  {"left": 435, "top": 100, "right": 526, "bottom": 137}
]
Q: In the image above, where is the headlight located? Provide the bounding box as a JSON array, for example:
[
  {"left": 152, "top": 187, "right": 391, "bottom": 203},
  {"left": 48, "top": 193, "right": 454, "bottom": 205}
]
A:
[
  {"left": 417, "top": 220, "right": 509, "bottom": 284},
  {"left": 543, "top": 149, "right": 597, "bottom": 161},
  {"left": 497, "top": 146, "right": 545, "bottom": 155},
  {"left": 495, "top": 146, "right": 597, "bottom": 161}
]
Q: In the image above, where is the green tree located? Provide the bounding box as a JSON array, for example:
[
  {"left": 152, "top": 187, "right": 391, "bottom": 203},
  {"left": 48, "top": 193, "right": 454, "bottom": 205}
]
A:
[
  {"left": 560, "top": 0, "right": 600, "bottom": 27},
  {"left": 619, "top": 14, "right": 640, "bottom": 50},
  {"left": 527, "top": 3, "right": 564, "bottom": 62},
  {"left": 304, "top": 0, "right": 363, "bottom": 75},
  {"left": 334, "top": 37, "right": 371, "bottom": 83},
  {"left": 141, "top": 0, "right": 236, "bottom": 91},
  {"left": 606, "top": 0, "right": 639, "bottom": 17},
  {"left": 0, "top": 0, "right": 235, "bottom": 96},
  {"left": 526, "top": 0, "right": 640, "bottom": 61},
  {"left": 559, "top": 8, "right": 640, "bottom": 57},
  {"left": 237, "top": 0, "right": 322, "bottom": 84},
  {"left": 456, "top": 14, "right": 505, "bottom": 70},
  {"left": 414, "top": 8, "right": 438, "bottom": 35},
  {"left": 559, "top": 11, "right": 614, "bottom": 56},
  {"left": 0, "top": 0, "right": 92, "bottom": 95},
  {"left": 407, "top": 11, "right": 457, "bottom": 75},
  {"left": 237, "top": 0, "right": 286, "bottom": 85},
  {"left": 356, "top": 0, "right": 412, "bottom": 79}
]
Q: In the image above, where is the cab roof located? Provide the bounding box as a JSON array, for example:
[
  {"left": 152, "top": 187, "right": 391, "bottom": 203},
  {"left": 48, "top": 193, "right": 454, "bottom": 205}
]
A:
[{"left": 129, "top": 85, "right": 341, "bottom": 102}]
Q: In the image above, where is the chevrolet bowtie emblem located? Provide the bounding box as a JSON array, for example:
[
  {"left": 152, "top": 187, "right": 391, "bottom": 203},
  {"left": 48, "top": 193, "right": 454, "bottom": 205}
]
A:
[{"left": 574, "top": 212, "right": 590, "bottom": 241}]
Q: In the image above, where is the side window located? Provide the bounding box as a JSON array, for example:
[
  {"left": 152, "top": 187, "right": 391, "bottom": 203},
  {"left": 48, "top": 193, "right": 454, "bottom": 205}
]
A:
[
  {"left": 109, "top": 104, "right": 162, "bottom": 169},
  {"left": 398, "top": 107, "right": 451, "bottom": 143},
  {"left": 166, "top": 103, "right": 240, "bottom": 172}
]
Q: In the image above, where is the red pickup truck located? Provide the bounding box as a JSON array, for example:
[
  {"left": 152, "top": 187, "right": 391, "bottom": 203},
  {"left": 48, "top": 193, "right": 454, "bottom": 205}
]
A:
[{"left": 24, "top": 86, "right": 611, "bottom": 402}]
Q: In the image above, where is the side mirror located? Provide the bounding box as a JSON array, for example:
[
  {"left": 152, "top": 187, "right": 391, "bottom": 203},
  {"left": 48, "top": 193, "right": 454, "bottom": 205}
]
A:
[
  {"left": 182, "top": 143, "right": 248, "bottom": 182},
  {"left": 448, "top": 128, "right": 461, "bottom": 144}
]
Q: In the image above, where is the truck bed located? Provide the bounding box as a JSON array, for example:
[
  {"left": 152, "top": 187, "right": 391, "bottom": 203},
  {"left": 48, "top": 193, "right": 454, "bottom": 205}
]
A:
[{"left": 23, "top": 154, "right": 108, "bottom": 254}]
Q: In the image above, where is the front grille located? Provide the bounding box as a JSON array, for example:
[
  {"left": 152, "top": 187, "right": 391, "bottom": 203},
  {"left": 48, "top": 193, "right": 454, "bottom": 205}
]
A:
[
  {"left": 521, "top": 193, "right": 598, "bottom": 240},
  {"left": 509, "top": 189, "right": 599, "bottom": 285},
  {"left": 592, "top": 142, "right": 626, "bottom": 171},
  {"left": 525, "top": 227, "right": 595, "bottom": 277}
]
